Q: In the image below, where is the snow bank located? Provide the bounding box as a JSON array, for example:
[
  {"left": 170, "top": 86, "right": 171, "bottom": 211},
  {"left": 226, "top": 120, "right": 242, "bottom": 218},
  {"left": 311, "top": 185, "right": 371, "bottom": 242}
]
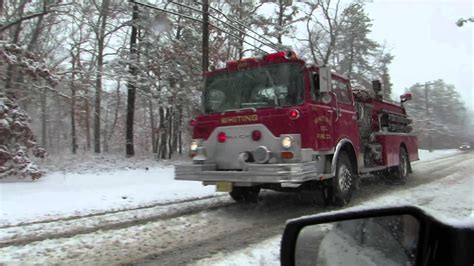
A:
[
  {"left": 0, "top": 166, "right": 221, "bottom": 225},
  {"left": 417, "top": 149, "right": 461, "bottom": 162}
]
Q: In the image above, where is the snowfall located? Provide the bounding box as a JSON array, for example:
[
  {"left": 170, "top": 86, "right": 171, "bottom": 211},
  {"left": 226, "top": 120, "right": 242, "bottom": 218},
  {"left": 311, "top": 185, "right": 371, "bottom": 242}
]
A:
[{"left": 0, "top": 149, "right": 472, "bottom": 265}]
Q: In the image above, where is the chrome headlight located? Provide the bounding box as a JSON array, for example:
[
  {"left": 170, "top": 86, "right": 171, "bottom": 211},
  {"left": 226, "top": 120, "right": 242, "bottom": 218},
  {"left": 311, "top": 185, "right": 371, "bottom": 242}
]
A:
[
  {"left": 281, "top": 136, "right": 293, "bottom": 149},
  {"left": 190, "top": 140, "right": 199, "bottom": 152}
]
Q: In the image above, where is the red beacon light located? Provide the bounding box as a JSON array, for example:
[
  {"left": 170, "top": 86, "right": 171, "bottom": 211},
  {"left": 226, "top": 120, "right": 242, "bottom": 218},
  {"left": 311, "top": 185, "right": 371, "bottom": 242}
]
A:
[
  {"left": 262, "top": 51, "right": 298, "bottom": 63},
  {"left": 226, "top": 60, "right": 239, "bottom": 70},
  {"left": 289, "top": 109, "right": 300, "bottom": 120},
  {"left": 227, "top": 58, "right": 258, "bottom": 70},
  {"left": 262, "top": 51, "right": 286, "bottom": 63},
  {"left": 217, "top": 132, "right": 227, "bottom": 143}
]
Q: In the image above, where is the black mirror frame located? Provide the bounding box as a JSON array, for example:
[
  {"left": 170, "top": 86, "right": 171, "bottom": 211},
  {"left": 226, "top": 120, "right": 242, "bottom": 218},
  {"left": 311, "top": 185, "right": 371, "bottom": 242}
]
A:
[{"left": 280, "top": 205, "right": 474, "bottom": 266}]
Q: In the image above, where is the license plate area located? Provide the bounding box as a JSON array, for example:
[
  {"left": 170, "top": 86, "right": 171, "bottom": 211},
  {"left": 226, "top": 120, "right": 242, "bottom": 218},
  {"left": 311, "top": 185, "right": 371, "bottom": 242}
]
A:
[{"left": 216, "top": 181, "right": 232, "bottom": 192}]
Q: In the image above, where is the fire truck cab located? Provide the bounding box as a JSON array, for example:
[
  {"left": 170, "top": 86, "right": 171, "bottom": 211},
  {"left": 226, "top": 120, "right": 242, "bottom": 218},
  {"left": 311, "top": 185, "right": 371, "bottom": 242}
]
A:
[{"left": 175, "top": 51, "right": 418, "bottom": 206}]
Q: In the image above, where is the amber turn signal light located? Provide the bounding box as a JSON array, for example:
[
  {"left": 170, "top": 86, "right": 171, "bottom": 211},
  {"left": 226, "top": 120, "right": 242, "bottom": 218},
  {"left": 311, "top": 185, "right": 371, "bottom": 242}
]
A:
[{"left": 281, "top": 151, "right": 294, "bottom": 160}]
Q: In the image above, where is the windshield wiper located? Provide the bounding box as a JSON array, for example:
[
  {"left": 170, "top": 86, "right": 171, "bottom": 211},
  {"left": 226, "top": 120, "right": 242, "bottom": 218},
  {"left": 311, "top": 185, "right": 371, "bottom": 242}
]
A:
[{"left": 221, "top": 107, "right": 257, "bottom": 114}]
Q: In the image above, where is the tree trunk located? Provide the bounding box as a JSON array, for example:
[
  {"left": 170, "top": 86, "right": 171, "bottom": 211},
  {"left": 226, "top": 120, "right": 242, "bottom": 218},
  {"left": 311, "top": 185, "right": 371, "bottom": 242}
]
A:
[
  {"left": 94, "top": 0, "right": 111, "bottom": 154},
  {"left": 178, "top": 104, "right": 183, "bottom": 155},
  {"left": 85, "top": 93, "right": 91, "bottom": 151},
  {"left": 126, "top": 4, "right": 139, "bottom": 157},
  {"left": 167, "top": 107, "right": 173, "bottom": 159},
  {"left": 157, "top": 107, "right": 167, "bottom": 160},
  {"left": 148, "top": 99, "right": 157, "bottom": 153},
  {"left": 103, "top": 105, "right": 110, "bottom": 152},
  {"left": 70, "top": 56, "right": 77, "bottom": 154},
  {"left": 277, "top": 0, "right": 283, "bottom": 45},
  {"left": 237, "top": 0, "right": 244, "bottom": 58},
  {"left": 41, "top": 87, "right": 47, "bottom": 148},
  {"left": 201, "top": 0, "right": 209, "bottom": 73},
  {"left": 105, "top": 80, "right": 121, "bottom": 150}
]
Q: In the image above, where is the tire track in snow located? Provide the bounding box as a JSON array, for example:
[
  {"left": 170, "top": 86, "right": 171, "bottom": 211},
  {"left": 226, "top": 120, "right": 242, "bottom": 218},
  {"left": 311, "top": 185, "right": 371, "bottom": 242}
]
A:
[
  {"left": 0, "top": 194, "right": 225, "bottom": 229},
  {"left": 0, "top": 195, "right": 233, "bottom": 248}
]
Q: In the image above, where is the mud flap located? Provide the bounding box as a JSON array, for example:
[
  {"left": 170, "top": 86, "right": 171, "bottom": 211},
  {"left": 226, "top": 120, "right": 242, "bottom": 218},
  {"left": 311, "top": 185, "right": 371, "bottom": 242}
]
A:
[{"left": 216, "top": 182, "right": 232, "bottom": 192}]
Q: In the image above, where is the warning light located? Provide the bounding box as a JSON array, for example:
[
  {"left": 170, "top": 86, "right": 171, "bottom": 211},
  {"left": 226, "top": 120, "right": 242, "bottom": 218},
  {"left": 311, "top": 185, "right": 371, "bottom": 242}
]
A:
[
  {"left": 281, "top": 151, "right": 294, "bottom": 159},
  {"left": 217, "top": 132, "right": 226, "bottom": 143},
  {"left": 262, "top": 51, "right": 286, "bottom": 63},
  {"left": 289, "top": 109, "right": 300, "bottom": 120}
]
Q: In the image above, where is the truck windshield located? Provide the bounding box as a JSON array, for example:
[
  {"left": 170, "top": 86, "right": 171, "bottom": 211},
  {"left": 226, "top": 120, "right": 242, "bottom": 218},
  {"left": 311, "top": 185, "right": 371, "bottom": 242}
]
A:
[{"left": 204, "top": 63, "right": 304, "bottom": 113}]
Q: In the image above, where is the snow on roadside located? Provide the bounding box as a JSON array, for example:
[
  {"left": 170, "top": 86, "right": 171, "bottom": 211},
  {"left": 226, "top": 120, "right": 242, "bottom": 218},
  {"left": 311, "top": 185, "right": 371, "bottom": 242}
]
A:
[
  {"left": 416, "top": 149, "right": 461, "bottom": 162},
  {"left": 0, "top": 166, "right": 222, "bottom": 226}
]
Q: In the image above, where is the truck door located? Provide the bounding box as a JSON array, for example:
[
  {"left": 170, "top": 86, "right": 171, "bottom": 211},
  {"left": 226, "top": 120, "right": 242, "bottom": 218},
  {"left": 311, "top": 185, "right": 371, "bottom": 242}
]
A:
[
  {"left": 331, "top": 76, "right": 360, "bottom": 153},
  {"left": 309, "top": 71, "right": 335, "bottom": 151}
]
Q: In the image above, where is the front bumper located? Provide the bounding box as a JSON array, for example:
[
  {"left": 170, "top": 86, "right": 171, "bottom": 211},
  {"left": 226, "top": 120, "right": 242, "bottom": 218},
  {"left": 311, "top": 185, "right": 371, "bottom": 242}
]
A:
[{"left": 174, "top": 162, "right": 322, "bottom": 184}]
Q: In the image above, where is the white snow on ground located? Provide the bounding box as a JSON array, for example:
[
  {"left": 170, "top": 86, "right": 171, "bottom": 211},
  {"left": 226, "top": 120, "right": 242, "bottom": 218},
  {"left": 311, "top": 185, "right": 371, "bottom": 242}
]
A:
[
  {"left": 194, "top": 151, "right": 472, "bottom": 266},
  {"left": 193, "top": 235, "right": 281, "bottom": 266},
  {"left": 0, "top": 166, "right": 222, "bottom": 225},
  {"left": 416, "top": 149, "right": 461, "bottom": 162}
]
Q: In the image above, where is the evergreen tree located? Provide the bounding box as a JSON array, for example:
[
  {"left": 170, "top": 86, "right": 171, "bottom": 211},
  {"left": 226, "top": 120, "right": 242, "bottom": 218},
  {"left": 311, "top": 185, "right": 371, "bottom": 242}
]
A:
[{"left": 404, "top": 80, "right": 467, "bottom": 149}]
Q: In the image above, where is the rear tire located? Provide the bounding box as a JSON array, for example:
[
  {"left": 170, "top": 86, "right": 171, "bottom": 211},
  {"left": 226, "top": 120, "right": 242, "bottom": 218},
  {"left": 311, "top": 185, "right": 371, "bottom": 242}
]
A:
[
  {"left": 325, "top": 152, "right": 354, "bottom": 207},
  {"left": 229, "top": 186, "right": 260, "bottom": 203},
  {"left": 392, "top": 147, "right": 409, "bottom": 184}
]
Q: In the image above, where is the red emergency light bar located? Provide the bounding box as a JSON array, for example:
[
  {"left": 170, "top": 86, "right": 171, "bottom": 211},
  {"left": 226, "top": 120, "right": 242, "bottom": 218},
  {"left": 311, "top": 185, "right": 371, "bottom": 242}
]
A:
[
  {"left": 226, "top": 57, "right": 259, "bottom": 70},
  {"left": 262, "top": 51, "right": 288, "bottom": 62},
  {"left": 225, "top": 51, "right": 298, "bottom": 71}
]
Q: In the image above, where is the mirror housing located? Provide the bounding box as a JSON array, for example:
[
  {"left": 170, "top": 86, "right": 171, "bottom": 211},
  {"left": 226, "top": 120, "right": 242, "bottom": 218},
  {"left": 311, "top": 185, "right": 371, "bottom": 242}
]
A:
[
  {"left": 319, "top": 66, "right": 332, "bottom": 93},
  {"left": 280, "top": 205, "right": 474, "bottom": 266},
  {"left": 400, "top": 92, "right": 413, "bottom": 103},
  {"left": 372, "top": 80, "right": 383, "bottom": 100}
]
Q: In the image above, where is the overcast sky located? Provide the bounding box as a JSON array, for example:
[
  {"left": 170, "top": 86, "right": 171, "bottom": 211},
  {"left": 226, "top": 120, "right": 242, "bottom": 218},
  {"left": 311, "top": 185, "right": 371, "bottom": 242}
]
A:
[{"left": 365, "top": 0, "right": 473, "bottom": 108}]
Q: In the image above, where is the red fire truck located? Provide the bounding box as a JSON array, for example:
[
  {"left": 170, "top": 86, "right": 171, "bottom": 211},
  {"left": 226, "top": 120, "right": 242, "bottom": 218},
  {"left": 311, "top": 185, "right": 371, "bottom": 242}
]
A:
[{"left": 175, "top": 51, "right": 418, "bottom": 206}]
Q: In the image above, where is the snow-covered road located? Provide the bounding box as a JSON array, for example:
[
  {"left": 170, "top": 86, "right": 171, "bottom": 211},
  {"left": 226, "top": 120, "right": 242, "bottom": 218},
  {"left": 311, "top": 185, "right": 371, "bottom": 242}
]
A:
[
  {"left": 195, "top": 152, "right": 474, "bottom": 266},
  {"left": 0, "top": 150, "right": 471, "bottom": 265},
  {"left": 0, "top": 149, "right": 461, "bottom": 226}
]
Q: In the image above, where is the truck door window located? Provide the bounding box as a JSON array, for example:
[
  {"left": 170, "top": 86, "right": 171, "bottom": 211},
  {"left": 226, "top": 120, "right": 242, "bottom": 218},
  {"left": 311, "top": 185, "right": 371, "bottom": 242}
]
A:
[
  {"left": 311, "top": 73, "right": 320, "bottom": 101},
  {"left": 332, "top": 79, "right": 351, "bottom": 103}
]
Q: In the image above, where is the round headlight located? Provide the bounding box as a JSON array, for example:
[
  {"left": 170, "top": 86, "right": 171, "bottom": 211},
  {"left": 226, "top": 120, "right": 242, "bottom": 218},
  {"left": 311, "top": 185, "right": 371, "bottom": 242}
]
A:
[
  {"left": 190, "top": 140, "right": 199, "bottom": 152},
  {"left": 281, "top": 136, "right": 293, "bottom": 149}
]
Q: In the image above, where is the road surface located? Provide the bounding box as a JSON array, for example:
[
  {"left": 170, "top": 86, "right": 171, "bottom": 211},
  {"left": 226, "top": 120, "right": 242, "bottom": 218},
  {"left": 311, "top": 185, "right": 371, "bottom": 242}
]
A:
[{"left": 0, "top": 152, "right": 472, "bottom": 265}]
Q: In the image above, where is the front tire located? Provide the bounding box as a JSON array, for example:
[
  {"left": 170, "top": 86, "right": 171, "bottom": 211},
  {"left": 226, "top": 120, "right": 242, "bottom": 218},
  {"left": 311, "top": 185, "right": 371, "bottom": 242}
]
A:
[
  {"left": 325, "top": 152, "right": 354, "bottom": 206},
  {"left": 229, "top": 186, "right": 260, "bottom": 203}
]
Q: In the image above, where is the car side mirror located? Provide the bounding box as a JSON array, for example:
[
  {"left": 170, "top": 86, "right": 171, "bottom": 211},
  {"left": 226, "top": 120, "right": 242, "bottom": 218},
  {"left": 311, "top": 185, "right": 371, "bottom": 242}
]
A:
[
  {"left": 280, "top": 206, "right": 474, "bottom": 266},
  {"left": 400, "top": 93, "right": 412, "bottom": 103},
  {"left": 319, "top": 66, "right": 331, "bottom": 93}
]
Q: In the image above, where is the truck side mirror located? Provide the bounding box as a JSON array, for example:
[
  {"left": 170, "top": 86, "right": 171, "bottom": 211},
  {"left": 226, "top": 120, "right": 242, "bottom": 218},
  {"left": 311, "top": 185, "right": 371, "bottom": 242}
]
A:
[
  {"left": 372, "top": 80, "right": 382, "bottom": 100},
  {"left": 319, "top": 66, "right": 332, "bottom": 93},
  {"left": 400, "top": 93, "right": 412, "bottom": 103}
]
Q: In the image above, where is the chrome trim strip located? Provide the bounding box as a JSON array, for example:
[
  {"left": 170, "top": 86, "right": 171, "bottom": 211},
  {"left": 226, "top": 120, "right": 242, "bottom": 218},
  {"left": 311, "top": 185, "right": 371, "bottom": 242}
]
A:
[{"left": 373, "top": 132, "right": 417, "bottom": 137}]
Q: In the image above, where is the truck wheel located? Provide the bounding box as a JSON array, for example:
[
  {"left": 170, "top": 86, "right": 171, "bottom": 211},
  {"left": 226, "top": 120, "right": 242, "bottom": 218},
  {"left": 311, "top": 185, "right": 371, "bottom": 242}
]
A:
[
  {"left": 392, "top": 148, "right": 409, "bottom": 184},
  {"left": 229, "top": 187, "right": 260, "bottom": 203},
  {"left": 325, "top": 152, "right": 354, "bottom": 207}
]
